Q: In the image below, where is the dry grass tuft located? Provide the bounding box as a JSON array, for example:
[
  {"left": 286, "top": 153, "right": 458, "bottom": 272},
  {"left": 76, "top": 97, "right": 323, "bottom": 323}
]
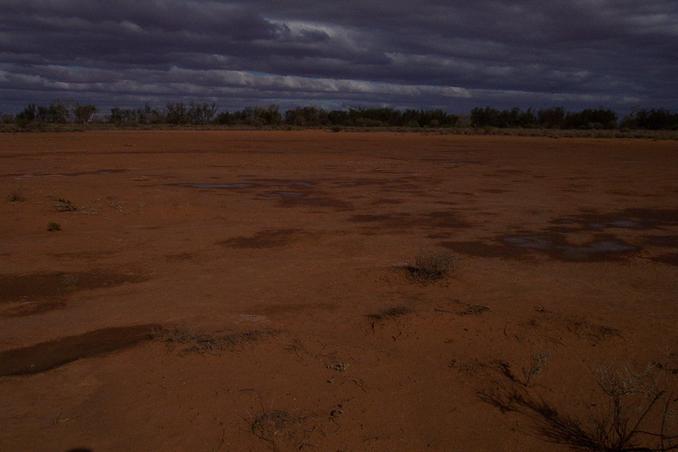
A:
[
  {"left": 406, "top": 252, "right": 453, "bottom": 282},
  {"left": 55, "top": 198, "right": 77, "bottom": 212}
]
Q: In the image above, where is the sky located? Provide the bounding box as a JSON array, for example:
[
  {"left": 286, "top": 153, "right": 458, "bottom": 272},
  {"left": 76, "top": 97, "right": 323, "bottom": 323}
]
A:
[{"left": 1, "top": 0, "right": 677, "bottom": 113}]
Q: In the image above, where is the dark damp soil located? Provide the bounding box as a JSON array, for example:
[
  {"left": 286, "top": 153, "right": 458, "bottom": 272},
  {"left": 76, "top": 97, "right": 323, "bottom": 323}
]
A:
[
  {"left": 0, "top": 325, "right": 161, "bottom": 376},
  {"left": 0, "top": 271, "right": 147, "bottom": 303},
  {"left": 219, "top": 229, "right": 305, "bottom": 249}
]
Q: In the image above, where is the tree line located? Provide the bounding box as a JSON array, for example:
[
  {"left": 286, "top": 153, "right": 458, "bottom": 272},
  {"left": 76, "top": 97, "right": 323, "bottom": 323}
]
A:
[{"left": 3, "top": 101, "right": 678, "bottom": 130}]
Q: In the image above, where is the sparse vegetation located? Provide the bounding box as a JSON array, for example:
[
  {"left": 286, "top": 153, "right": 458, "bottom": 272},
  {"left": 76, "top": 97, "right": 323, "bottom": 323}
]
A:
[
  {"left": 470, "top": 107, "right": 619, "bottom": 129},
  {"left": 481, "top": 364, "right": 678, "bottom": 451},
  {"left": 47, "top": 222, "right": 61, "bottom": 232},
  {"left": 497, "top": 352, "right": 551, "bottom": 388},
  {"left": 406, "top": 252, "right": 453, "bottom": 282},
  {"left": 5, "top": 101, "right": 677, "bottom": 133},
  {"left": 456, "top": 302, "right": 490, "bottom": 316},
  {"left": 156, "top": 328, "right": 275, "bottom": 353},
  {"left": 72, "top": 103, "right": 97, "bottom": 124},
  {"left": 250, "top": 410, "right": 309, "bottom": 450},
  {"left": 55, "top": 198, "right": 77, "bottom": 212},
  {"left": 7, "top": 190, "right": 25, "bottom": 202}
]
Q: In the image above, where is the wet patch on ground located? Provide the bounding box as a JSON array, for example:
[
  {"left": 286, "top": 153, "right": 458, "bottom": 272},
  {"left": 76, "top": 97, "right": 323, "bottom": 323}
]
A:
[
  {"left": 251, "top": 302, "right": 337, "bottom": 316},
  {"left": 652, "top": 253, "right": 678, "bottom": 266},
  {"left": 47, "top": 250, "right": 118, "bottom": 260},
  {"left": 169, "top": 176, "right": 352, "bottom": 210},
  {"left": 503, "top": 233, "right": 638, "bottom": 261},
  {"left": 550, "top": 208, "right": 678, "bottom": 232},
  {"left": 1, "top": 300, "right": 66, "bottom": 317},
  {"left": 170, "top": 182, "right": 257, "bottom": 190},
  {"left": 0, "top": 324, "right": 160, "bottom": 376},
  {"left": 170, "top": 178, "right": 315, "bottom": 191},
  {"left": 440, "top": 240, "right": 518, "bottom": 258},
  {"left": 644, "top": 235, "right": 678, "bottom": 248},
  {"left": 480, "top": 188, "right": 511, "bottom": 194},
  {"left": 367, "top": 306, "right": 413, "bottom": 323},
  {"left": 441, "top": 232, "right": 638, "bottom": 262},
  {"left": 219, "top": 229, "right": 306, "bottom": 248},
  {"left": 58, "top": 169, "right": 128, "bottom": 177},
  {"left": 0, "top": 169, "right": 127, "bottom": 179},
  {"left": 371, "top": 198, "right": 405, "bottom": 205},
  {"left": 327, "top": 175, "right": 422, "bottom": 190},
  {"left": 349, "top": 209, "right": 469, "bottom": 233},
  {"left": 521, "top": 312, "right": 621, "bottom": 346},
  {"left": 606, "top": 189, "right": 659, "bottom": 198},
  {"left": 165, "top": 252, "right": 195, "bottom": 261},
  {"left": 0, "top": 271, "right": 147, "bottom": 303},
  {"left": 259, "top": 191, "right": 353, "bottom": 210}
]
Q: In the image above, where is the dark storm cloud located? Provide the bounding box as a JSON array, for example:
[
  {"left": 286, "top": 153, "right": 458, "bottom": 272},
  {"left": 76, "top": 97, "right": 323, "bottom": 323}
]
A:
[{"left": 1, "top": 0, "right": 677, "bottom": 112}]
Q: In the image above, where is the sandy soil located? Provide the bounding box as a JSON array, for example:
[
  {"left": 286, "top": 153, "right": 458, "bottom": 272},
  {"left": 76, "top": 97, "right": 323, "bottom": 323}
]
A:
[{"left": 1, "top": 130, "right": 677, "bottom": 451}]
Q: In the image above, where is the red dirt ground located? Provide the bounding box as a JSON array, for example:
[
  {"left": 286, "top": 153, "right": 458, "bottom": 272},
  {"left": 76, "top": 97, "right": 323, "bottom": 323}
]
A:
[{"left": 1, "top": 130, "right": 677, "bottom": 451}]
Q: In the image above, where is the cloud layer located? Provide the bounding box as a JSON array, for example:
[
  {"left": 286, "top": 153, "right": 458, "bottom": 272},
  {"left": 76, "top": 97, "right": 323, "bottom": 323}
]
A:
[{"left": 1, "top": 0, "right": 677, "bottom": 112}]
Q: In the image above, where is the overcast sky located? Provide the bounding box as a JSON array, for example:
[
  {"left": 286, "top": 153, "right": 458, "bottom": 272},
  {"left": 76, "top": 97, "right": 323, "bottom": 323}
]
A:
[{"left": 1, "top": 0, "right": 677, "bottom": 113}]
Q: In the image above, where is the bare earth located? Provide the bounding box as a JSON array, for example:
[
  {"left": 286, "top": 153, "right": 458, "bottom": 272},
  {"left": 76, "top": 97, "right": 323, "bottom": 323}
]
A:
[{"left": 1, "top": 130, "right": 677, "bottom": 451}]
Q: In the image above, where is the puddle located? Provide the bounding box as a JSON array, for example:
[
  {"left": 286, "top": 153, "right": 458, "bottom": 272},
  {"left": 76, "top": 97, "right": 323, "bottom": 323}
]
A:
[
  {"left": 503, "top": 235, "right": 554, "bottom": 250},
  {"left": 442, "top": 233, "right": 638, "bottom": 262},
  {"left": 552, "top": 208, "right": 678, "bottom": 231},
  {"left": 502, "top": 233, "right": 638, "bottom": 262},
  {"left": 0, "top": 271, "right": 147, "bottom": 303},
  {"left": 0, "top": 325, "right": 160, "bottom": 376},
  {"left": 555, "top": 239, "right": 638, "bottom": 261}
]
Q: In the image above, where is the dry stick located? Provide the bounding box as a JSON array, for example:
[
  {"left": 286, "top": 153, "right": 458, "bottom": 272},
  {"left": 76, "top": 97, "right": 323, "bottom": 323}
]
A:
[{"left": 623, "top": 391, "right": 665, "bottom": 446}]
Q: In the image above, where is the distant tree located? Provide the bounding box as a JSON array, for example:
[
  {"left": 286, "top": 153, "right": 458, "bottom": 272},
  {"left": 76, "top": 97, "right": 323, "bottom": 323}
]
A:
[
  {"left": 328, "top": 110, "right": 350, "bottom": 126},
  {"left": 565, "top": 108, "right": 617, "bottom": 129},
  {"left": 165, "top": 103, "right": 188, "bottom": 124},
  {"left": 187, "top": 103, "right": 217, "bottom": 124},
  {"left": 216, "top": 105, "right": 281, "bottom": 126},
  {"left": 0, "top": 113, "right": 15, "bottom": 124},
  {"left": 470, "top": 107, "right": 536, "bottom": 128},
  {"left": 538, "top": 107, "right": 566, "bottom": 128},
  {"left": 36, "top": 102, "right": 69, "bottom": 123},
  {"left": 285, "top": 106, "right": 328, "bottom": 126},
  {"left": 73, "top": 104, "right": 97, "bottom": 124},
  {"left": 15, "top": 104, "right": 38, "bottom": 127},
  {"left": 621, "top": 109, "right": 678, "bottom": 130}
]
